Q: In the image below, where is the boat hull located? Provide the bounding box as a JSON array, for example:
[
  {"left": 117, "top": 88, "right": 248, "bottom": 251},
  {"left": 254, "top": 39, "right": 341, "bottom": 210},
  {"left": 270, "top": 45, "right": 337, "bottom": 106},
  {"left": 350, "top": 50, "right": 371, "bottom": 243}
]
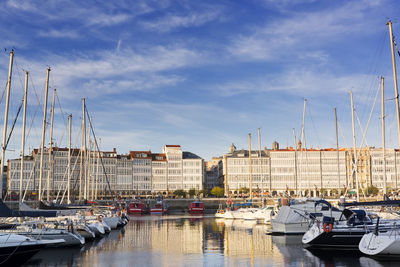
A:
[
  {"left": 150, "top": 209, "right": 168, "bottom": 215},
  {"left": 189, "top": 208, "right": 204, "bottom": 214},
  {"left": 271, "top": 220, "right": 309, "bottom": 235},
  {"left": 302, "top": 224, "right": 366, "bottom": 249},
  {"left": 359, "top": 232, "right": 400, "bottom": 255},
  {"left": 0, "top": 244, "right": 45, "bottom": 266}
]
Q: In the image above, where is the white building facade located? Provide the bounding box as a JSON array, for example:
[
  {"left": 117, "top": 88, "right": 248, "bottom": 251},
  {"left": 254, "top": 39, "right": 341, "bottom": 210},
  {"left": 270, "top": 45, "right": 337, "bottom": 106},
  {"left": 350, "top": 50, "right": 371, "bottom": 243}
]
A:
[
  {"left": 224, "top": 144, "right": 347, "bottom": 197},
  {"left": 7, "top": 145, "right": 204, "bottom": 200}
]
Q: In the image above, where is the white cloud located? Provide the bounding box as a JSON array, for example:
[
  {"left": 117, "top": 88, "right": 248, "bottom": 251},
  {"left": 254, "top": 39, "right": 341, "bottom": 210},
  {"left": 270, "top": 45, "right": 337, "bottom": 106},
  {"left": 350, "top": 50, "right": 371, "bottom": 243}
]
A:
[
  {"left": 228, "top": 0, "right": 382, "bottom": 62},
  {"left": 141, "top": 9, "right": 223, "bottom": 32},
  {"left": 38, "top": 29, "right": 79, "bottom": 39},
  {"left": 214, "top": 69, "right": 374, "bottom": 97}
]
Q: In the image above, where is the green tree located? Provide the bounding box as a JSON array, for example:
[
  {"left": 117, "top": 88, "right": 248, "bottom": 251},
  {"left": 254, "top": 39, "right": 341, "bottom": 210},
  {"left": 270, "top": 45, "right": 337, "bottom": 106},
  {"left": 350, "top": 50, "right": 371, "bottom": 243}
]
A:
[
  {"left": 211, "top": 186, "right": 224, "bottom": 197},
  {"left": 366, "top": 185, "right": 379, "bottom": 196},
  {"left": 239, "top": 187, "right": 249, "bottom": 194},
  {"left": 188, "top": 188, "right": 196, "bottom": 197},
  {"left": 198, "top": 189, "right": 208, "bottom": 197},
  {"left": 320, "top": 188, "right": 327, "bottom": 196},
  {"left": 174, "top": 189, "right": 187, "bottom": 198}
]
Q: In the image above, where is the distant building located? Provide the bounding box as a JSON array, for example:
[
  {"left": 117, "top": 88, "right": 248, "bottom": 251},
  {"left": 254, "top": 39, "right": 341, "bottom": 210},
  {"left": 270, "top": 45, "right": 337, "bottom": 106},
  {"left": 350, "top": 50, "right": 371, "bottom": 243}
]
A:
[
  {"left": 370, "top": 148, "right": 400, "bottom": 190},
  {"left": 205, "top": 157, "right": 223, "bottom": 190},
  {"left": 7, "top": 145, "right": 204, "bottom": 199},
  {"left": 223, "top": 142, "right": 347, "bottom": 197}
]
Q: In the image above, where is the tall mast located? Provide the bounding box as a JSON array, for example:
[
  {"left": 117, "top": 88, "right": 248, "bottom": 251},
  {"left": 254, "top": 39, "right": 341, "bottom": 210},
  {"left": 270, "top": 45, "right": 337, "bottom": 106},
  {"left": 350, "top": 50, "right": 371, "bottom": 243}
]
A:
[
  {"left": 95, "top": 139, "right": 100, "bottom": 200},
  {"left": 79, "top": 98, "right": 86, "bottom": 200},
  {"left": 334, "top": 108, "right": 340, "bottom": 193},
  {"left": 96, "top": 138, "right": 101, "bottom": 199},
  {"left": 258, "top": 128, "right": 263, "bottom": 200},
  {"left": 38, "top": 68, "right": 50, "bottom": 202},
  {"left": 381, "top": 77, "right": 387, "bottom": 195},
  {"left": 67, "top": 114, "right": 72, "bottom": 204},
  {"left": 0, "top": 51, "right": 14, "bottom": 199},
  {"left": 350, "top": 91, "right": 359, "bottom": 202},
  {"left": 86, "top": 117, "right": 92, "bottom": 200},
  {"left": 388, "top": 20, "right": 400, "bottom": 148},
  {"left": 90, "top": 117, "right": 95, "bottom": 200},
  {"left": 248, "top": 133, "right": 252, "bottom": 200},
  {"left": 19, "top": 71, "right": 28, "bottom": 202},
  {"left": 293, "top": 128, "right": 298, "bottom": 194},
  {"left": 300, "top": 99, "right": 308, "bottom": 193},
  {"left": 47, "top": 88, "right": 56, "bottom": 201}
]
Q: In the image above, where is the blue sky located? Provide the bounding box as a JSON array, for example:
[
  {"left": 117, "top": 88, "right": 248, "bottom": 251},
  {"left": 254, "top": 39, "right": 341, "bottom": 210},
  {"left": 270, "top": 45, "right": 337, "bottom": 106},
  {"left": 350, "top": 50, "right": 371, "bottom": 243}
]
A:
[{"left": 1, "top": 0, "right": 400, "bottom": 161}]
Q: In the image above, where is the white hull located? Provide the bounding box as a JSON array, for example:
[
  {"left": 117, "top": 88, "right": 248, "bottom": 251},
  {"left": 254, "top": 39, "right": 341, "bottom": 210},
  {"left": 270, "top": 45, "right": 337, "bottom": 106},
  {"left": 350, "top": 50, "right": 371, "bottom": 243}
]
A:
[
  {"left": 359, "top": 232, "right": 400, "bottom": 255},
  {"left": 271, "top": 220, "right": 309, "bottom": 234},
  {"left": 88, "top": 222, "right": 105, "bottom": 237},
  {"left": 103, "top": 217, "right": 119, "bottom": 230},
  {"left": 11, "top": 230, "right": 84, "bottom": 247}
]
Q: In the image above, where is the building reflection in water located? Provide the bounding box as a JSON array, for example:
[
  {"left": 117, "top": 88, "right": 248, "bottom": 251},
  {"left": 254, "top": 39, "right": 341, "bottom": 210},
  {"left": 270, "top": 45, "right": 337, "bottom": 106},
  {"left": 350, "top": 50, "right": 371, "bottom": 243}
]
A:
[{"left": 24, "top": 216, "right": 399, "bottom": 267}]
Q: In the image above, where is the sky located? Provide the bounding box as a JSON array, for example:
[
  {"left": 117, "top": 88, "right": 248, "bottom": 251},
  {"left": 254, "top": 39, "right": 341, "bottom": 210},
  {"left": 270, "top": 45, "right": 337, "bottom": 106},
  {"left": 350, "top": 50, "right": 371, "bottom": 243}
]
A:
[{"left": 0, "top": 0, "right": 400, "bottom": 161}]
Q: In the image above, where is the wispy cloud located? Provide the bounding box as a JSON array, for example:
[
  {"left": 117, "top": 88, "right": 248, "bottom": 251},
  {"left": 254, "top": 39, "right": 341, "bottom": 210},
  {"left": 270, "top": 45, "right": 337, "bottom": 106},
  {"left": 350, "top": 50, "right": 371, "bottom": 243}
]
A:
[
  {"left": 37, "top": 29, "right": 79, "bottom": 39},
  {"left": 214, "top": 69, "right": 373, "bottom": 97},
  {"left": 141, "top": 9, "right": 224, "bottom": 32},
  {"left": 228, "top": 0, "right": 382, "bottom": 62}
]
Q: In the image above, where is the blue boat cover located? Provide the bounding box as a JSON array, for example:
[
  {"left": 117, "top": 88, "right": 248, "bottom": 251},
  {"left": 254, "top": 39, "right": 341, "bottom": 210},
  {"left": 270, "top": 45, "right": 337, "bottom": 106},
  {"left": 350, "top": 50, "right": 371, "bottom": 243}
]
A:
[
  {"left": 314, "top": 200, "right": 332, "bottom": 209},
  {"left": 0, "top": 199, "right": 57, "bottom": 217}
]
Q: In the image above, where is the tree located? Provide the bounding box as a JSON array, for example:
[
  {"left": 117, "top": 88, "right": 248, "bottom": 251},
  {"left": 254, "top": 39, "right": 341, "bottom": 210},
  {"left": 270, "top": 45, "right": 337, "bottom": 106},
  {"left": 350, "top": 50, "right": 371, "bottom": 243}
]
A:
[
  {"left": 211, "top": 186, "right": 224, "bottom": 197},
  {"left": 174, "top": 189, "right": 187, "bottom": 198},
  {"left": 239, "top": 187, "right": 249, "bottom": 194},
  {"left": 366, "top": 185, "right": 379, "bottom": 196},
  {"left": 188, "top": 188, "right": 196, "bottom": 197}
]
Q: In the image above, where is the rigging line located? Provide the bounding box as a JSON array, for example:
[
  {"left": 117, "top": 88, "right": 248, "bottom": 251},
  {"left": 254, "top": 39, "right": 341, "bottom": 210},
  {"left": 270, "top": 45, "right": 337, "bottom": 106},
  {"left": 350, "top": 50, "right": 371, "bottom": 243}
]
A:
[
  {"left": 0, "top": 81, "right": 7, "bottom": 105},
  {"left": 58, "top": 147, "right": 81, "bottom": 202},
  {"left": 25, "top": 73, "right": 44, "bottom": 141},
  {"left": 355, "top": 112, "right": 368, "bottom": 147},
  {"left": 306, "top": 102, "right": 322, "bottom": 148},
  {"left": 359, "top": 29, "right": 388, "bottom": 122},
  {"left": 353, "top": 83, "right": 380, "bottom": 153},
  {"left": 4, "top": 100, "right": 23, "bottom": 151},
  {"left": 348, "top": 84, "right": 380, "bottom": 197},
  {"left": 85, "top": 105, "right": 114, "bottom": 201},
  {"left": 55, "top": 90, "right": 68, "bottom": 145},
  {"left": 71, "top": 123, "right": 84, "bottom": 192},
  {"left": 363, "top": 28, "right": 388, "bottom": 117},
  {"left": 22, "top": 158, "right": 38, "bottom": 202},
  {"left": 337, "top": 121, "right": 349, "bottom": 148}
]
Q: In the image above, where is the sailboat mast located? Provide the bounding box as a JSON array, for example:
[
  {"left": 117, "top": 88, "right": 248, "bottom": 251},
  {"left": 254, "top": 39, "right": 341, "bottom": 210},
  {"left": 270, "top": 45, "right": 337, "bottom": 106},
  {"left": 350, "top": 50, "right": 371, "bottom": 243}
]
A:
[
  {"left": 95, "top": 138, "right": 100, "bottom": 200},
  {"left": 19, "top": 71, "right": 28, "bottom": 202},
  {"left": 67, "top": 114, "right": 71, "bottom": 204},
  {"left": 0, "top": 51, "right": 14, "bottom": 199},
  {"left": 300, "top": 99, "right": 308, "bottom": 194},
  {"left": 90, "top": 117, "right": 95, "bottom": 200},
  {"left": 79, "top": 98, "right": 86, "bottom": 201},
  {"left": 86, "top": 117, "right": 92, "bottom": 200},
  {"left": 47, "top": 88, "right": 56, "bottom": 201},
  {"left": 293, "top": 128, "right": 298, "bottom": 195},
  {"left": 258, "top": 128, "right": 263, "bottom": 201},
  {"left": 381, "top": 77, "right": 387, "bottom": 195},
  {"left": 248, "top": 133, "right": 252, "bottom": 200},
  {"left": 350, "top": 91, "right": 359, "bottom": 202},
  {"left": 334, "top": 108, "right": 340, "bottom": 193},
  {"left": 38, "top": 67, "right": 50, "bottom": 202},
  {"left": 387, "top": 20, "right": 400, "bottom": 148}
]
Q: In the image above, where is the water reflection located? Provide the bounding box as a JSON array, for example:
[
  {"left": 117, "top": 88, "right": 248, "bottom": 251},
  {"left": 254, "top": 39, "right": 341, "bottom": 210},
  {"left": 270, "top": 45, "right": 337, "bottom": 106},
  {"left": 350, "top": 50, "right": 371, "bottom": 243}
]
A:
[{"left": 23, "top": 216, "right": 400, "bottom": 267}]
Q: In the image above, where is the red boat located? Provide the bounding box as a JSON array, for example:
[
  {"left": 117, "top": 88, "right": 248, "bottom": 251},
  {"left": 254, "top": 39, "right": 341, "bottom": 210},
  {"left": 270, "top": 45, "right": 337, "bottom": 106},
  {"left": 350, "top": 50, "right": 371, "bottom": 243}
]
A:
[
  {"left": 189, "top": 200, "right": 205, "bottom": 214},
  {"left": 128, "top": 200, "right": 148, "bottom": 214},
  {"left": 150, "top": 200, "right": 168, "bottom": 215}
]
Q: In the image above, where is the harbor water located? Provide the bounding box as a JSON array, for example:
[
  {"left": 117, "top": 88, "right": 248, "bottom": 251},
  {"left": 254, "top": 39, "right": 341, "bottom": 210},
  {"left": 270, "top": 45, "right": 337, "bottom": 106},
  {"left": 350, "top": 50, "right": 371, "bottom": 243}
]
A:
[{"left": 23, "top": 216, "right": 400, "bottom": 267}]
